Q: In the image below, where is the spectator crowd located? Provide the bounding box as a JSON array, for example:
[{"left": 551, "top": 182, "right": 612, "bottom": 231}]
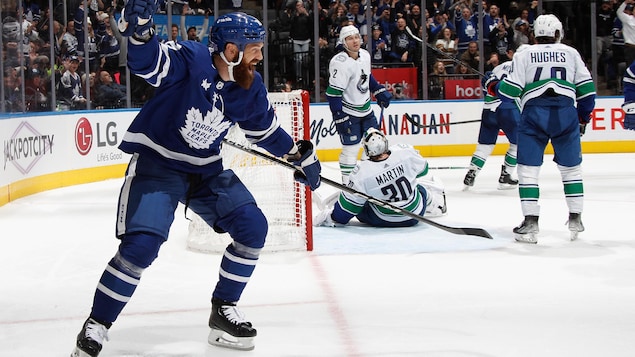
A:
[{"left": 1, "top": 0, "right": 622, "bottom": 112}]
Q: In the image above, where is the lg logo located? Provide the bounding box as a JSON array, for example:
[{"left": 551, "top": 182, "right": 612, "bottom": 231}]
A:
[
  {"left": 75, "top": 118, "right": 119, "bottom": 156},
  {"left": 75, "top": 117, "right": 93, "bottom": 156}
]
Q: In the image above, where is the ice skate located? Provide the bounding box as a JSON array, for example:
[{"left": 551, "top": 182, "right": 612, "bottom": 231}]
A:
[
  {"left": 566, "top": 212, "right": 584, "bottom": 241},
  {"left": 498, "top": 165, "right": 518, "bottom": 190},
  {"left": 70, "top": 318, "right": 109, "bottom": 357},
  {"left": 513, "top": 216, "right": 539, "bottom": 244},
  {"left": 208, "top": 299, "right": 257, "bottom": 351},
  {"left": 463, "top": 169, "right": 476, "bottom": 190}
]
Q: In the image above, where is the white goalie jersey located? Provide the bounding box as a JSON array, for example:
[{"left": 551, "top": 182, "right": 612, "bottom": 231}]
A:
[{"left": 341, "top": 144, "right": 429, "bottom": 223}]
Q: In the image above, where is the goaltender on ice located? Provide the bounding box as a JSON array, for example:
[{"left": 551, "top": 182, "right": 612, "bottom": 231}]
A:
[
  {"left": 314, "top": 128, "right": 447, "bottom": 228},
  {"left": 70, "top": 2, "right": 321, "bottom": 357}
]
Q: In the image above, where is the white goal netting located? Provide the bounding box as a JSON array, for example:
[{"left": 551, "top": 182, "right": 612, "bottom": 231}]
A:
[{"left": 186, "top": 90, "right": 313, "bottom": 253}]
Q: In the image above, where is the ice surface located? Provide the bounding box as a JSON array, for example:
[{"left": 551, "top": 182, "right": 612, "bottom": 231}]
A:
[{"left": 2, "top": 153, "right": 635, "bottom": 357}]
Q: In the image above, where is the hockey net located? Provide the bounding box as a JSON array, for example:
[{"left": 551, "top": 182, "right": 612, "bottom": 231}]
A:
[{"left": 186, "top": 90, "right": 313, "bottom": 253}]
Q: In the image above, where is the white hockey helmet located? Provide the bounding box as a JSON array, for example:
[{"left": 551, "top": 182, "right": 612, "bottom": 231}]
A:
[
  {"left": 363, "top": 128, "right": 389, "bottom": 158},
  {"left": 339, "top": 25, "right": 360, "bottom": 49},
  {"left": 533, "top": 14, "right": 562, "bottom": 41}
]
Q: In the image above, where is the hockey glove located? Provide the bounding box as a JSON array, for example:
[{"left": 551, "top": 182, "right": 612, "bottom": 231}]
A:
[
  {"left": 579, "top": 113, "right": 591, "bottom": 136},
  {"left": 118, "top": 0, "right": 158, "bottom": 41},
  {"left": 622, "top": 101, "right": 635, "bottom": 130},
  {"left": 374, "top": 87, "right": 392, "bottom": 108},
  {"left": 333, "top": 110, "right": 352, "bottom": 135},
  {"left": 313, "top": 207, "right": 344, "bottom": 227},
  {"left": 287, "top": 140, "right": 321, "bottom": 190},
  {"left": 480, "top": 71, "right": 494, "bottom": 88},
  {"left": 482, "top": 72, "right": 500, "bottom": 96}
]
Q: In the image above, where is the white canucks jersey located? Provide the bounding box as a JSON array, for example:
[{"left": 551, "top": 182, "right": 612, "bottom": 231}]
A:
[
  {"left": 327, "top": 49, "right": 374, "bottom": 117},
  {"left": 339, "top": 144, "right": 428, "bottom": 223},
  {"left": 499, "top": 43, "right": 595, "bottom": 110},
  {"left": 483, "top": 61, "right": 513, "bottom": 111}
]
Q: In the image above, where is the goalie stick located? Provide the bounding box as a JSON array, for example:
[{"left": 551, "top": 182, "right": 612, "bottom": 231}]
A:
[
  {"left": 222, "top": 138, "right": 493, "bottom": 239},
  {"left": 404, "top": 112, "right": 482, "bottom": 129}
]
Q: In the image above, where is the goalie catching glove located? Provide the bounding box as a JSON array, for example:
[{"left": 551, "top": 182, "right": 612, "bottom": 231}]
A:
[
  {"left": 285, "top": 140, "right": 321, "bottom": 190},
  {"left": 118, "top": 0, "right": 159, "bottom": 42}
]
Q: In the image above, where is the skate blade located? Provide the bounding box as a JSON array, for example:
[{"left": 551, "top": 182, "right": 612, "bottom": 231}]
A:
[
  {"left": 497, "top": 183, "right": 518, "bottom": 190},
  {"left": 462, "top": 185, "right": 472, "bottom": 191},
  {"left": 566, "top": 222, "right": 584, "bottom": 241},
  {"left": 514, "top": 232, "right": 538, "bottom": 244},
  {"left": 208, "top": 328, "right": 255, "bottom": 351}
]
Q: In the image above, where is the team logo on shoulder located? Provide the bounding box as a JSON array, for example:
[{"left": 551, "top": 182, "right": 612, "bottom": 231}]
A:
[
  {"left": 336, "top": 53, "right": 347, "bottom": 62},
  {"left": 201, "top": 78, "right": 211, "bottom": 91},
  {"left": 180, "top": 93, "right": 231, "bottom": 150}
]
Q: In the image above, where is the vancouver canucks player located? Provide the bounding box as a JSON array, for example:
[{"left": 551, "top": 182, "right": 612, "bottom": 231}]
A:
[
  {"left": 495, "top": 14, "right": 596, "bottom": 243},
  {"left": 463, "top": 46, "right": 529, "bottom": 191},
  {"left": 326, "top": 25, "right": 392, "bottom": 184},
  {"left": 70, "top": 3, "right": 321, "bottom": 356},
  {"left": 314, "top": 128, "right": 446, "bottom": 228}
]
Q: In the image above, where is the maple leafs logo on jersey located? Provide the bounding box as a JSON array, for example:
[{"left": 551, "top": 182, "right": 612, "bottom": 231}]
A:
[
  {"left": 201, "top": 78, "right": 211, "bottom": 91},
  {"left": 180, "top": 94, "right": 231, "bottom": 150}
]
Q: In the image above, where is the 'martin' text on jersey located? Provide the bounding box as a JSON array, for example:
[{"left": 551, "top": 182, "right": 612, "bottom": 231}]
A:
[{"left": 375, "top": 164, "right": 405, "bottom": 185}]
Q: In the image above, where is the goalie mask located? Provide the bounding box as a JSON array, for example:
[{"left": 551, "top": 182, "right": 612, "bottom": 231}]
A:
[{"left": 363, "top": 128, "right": 389, "bottom": 158}]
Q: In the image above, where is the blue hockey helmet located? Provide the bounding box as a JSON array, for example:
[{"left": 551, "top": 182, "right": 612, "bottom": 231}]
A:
[{"left": 209, "top": 12, "right": 266, "bottom": 53}]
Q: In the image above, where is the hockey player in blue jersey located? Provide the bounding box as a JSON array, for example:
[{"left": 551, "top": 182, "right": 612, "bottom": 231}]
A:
[
  {"left": 621, "top": 60, "right": 635, "bottom": 130},
  {"left": 494, "top": 14, "right": 596, "bottom": 244},
  {"left": 70, "top": 2, "right": 321, "bottom": 356}
]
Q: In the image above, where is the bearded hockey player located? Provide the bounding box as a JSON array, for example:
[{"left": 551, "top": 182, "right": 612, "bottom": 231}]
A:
[
  {"left": 494, "top": 14, "right": 596, "bottom": 243},
  {"left": 70, "top": 3, "right": 321, "bottom": 356},
  {"left": 314, "top": 128, "right": 446, "bottom": 228},
  {"left": 326, "top": 25, "right": 392, "bottom": 184}
]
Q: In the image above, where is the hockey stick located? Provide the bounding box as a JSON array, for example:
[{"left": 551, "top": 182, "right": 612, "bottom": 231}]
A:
[
  {"left": 404, "top": 112, "right": 482, "bottom": 129},
  {"left": 430, "top": 166, "right": 470, "bottom": 170},
  {"left": 404, "top": 27, "right": 487, "bottom": 79},
  {"left": 222, "top": 139, "right": 493, "bottom": 239}
]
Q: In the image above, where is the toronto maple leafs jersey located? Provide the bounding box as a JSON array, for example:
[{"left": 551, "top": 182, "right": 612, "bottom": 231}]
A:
[
  {"left": 498, "top": 42, "right": 596, "bottom": 115},
  {"left": 119, "top": 36, "right": 294, "bottom": 174},
  {"left": 326, "top": 49, "right": 375, "bottom": 117},
  {"left": 332, "top": 144, "right": 429, "bottom": 224}
]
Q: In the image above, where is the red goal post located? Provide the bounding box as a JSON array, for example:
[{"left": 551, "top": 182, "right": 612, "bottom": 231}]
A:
[{"left": 186, "top": 90, "right": 313, "bottom": 252}]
